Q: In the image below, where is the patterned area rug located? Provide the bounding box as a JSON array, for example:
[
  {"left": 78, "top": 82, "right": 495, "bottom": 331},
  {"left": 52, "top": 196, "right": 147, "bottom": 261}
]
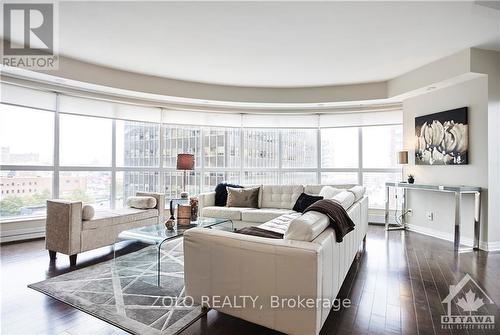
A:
[{"left": 28, "top": 239, "right": 203, "bottom": 335}]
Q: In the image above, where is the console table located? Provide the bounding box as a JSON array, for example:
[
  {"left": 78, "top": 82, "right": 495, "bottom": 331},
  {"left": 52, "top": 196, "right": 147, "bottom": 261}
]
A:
[{"left": 384, "top": 182, "right": 481, "bottom": 251}]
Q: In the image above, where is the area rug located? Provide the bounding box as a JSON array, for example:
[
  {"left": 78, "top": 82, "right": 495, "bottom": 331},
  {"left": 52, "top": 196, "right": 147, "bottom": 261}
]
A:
[{"left": 28, "top": 239, "right": 203, "bottom": 335}]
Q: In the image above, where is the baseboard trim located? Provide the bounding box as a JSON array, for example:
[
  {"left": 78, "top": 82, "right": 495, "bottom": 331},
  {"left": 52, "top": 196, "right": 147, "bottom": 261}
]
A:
[
  {"left": 369, "top": 211, "right": 398, "bottom": 225},
  {"left": 0, "top": 227, "right": 45, "bottom": 243},
  {"left": 405, "top": 224, "right": 500, "bottom": 252},
  {"left": 484, "top": 241, "right": 500, "bottom": 251}
]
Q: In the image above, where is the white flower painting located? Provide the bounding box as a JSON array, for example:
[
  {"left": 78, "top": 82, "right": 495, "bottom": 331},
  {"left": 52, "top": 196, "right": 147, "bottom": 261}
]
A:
[{"left": 415, "top": 107, "right": 468, "bottom": 165}]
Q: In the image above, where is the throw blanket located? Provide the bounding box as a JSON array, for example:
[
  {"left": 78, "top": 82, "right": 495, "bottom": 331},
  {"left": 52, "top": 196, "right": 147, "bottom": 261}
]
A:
[
  {"left": 235, "top": 226, "right": 284, "bottom": 239},
  {"left": 304, "top": 199, "right": 355, "bottom": 242}
]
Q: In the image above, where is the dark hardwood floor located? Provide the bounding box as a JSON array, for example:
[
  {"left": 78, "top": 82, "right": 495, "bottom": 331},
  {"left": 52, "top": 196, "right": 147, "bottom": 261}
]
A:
[{"left": 1, "top": 225, "right": 499, "bottom": 335}]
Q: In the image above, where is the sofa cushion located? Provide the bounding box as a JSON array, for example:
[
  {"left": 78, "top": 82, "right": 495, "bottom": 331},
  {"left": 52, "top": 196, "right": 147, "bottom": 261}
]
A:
[
  {"left": 318, "top": 186, "right": 342, "bottom": 199},
  {"left": 292, "top": 193, "right": 323, "bottom": 213},
  {"left": 260, "top": 185, "right": 304, "bottom": 209},
  {"left": 348, "top": 186, "right": 366, "bottom": 201},
  {"left": 82, "top": 208, "right": 159, "bottom": 230},
  {"left": 304, "top": 184, "right": 354, "bottom": 195},
  {"left": 332, "top": 191, "right": 356, "bottom": 210},
  {"left": 215, "top": 183, "right": 243, "bottom": 206},
  {"left": 226, "top": 186, "right": 260, "bottom": 208},
  {"left": 202, "top": 206, "right": 251, "bottom": 221},
  {"left": 258, "top": 212, "right": 301, "bottom": 235},
  {"left": 241, "top": 208, "right": 296, "bottom": 223},
  {"left": 284, "top": 211, "right": 329, "bottom": 242}
]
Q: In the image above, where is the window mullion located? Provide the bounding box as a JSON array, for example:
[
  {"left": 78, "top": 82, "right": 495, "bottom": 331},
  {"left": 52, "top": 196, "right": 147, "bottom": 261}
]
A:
[
  {"left": 111, "top": 118, "right": 116, "bottom": 209},
  {"left": 159, "top": 116, "right": 165, "bottom": 195},
  {"left": 317, "top": 116, "right": 321, "bottom": 184},
  {"left": 200, "top": 127, "right": 205, "bottom": 192},
  {"left": 53, "top": 93, "right": 60, "bottom": 199},
  {"left": 358, "top": 127, "right": 363, "bottom": 185},
  {"left": 278, "top": 130, "right": 283, "bottom": 185}
]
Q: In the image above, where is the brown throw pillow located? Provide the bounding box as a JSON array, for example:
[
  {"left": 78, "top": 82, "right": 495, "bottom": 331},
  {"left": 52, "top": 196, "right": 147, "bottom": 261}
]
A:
[{"left": 226, "top": 186, "right": 260, "bottom": 208}]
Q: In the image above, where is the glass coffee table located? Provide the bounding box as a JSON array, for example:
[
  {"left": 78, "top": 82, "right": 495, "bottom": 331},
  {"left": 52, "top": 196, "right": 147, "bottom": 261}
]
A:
[{"left": 114, "top": 217, "right": 233, "bottom": 285}]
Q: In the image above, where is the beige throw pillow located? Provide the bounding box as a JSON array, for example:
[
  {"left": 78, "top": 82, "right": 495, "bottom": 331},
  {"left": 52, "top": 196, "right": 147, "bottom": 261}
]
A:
[
  {"left": 226, "top": 186, "right": 260, "bottom": 208},
  {"left": 82, "top": 205, "right": 95, "bottom": 221}
]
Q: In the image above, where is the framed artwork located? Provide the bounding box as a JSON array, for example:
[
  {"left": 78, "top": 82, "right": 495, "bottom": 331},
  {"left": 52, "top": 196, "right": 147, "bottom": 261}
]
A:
[{"left": 415, "top": 107, "right": 468, "bottom": 165}]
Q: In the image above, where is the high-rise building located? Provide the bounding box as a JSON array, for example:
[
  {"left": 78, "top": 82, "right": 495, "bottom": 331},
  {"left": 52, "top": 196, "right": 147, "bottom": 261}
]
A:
[
  {"left": 122, "top": 123, "right": 318, "bottom": 200},
  {"left": 122, "top": 122, "right": 160, "bottom": 205}
]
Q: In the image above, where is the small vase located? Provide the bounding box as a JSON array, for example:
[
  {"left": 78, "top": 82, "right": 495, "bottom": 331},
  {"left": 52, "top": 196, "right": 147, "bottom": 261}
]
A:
[
  {"left": 190, "top": 197, "right": 199, "bottom": 221},
  {"left": 408, "top": 177, "right": 415, "bottom": 184},
  {"left": 165, "top": 218, "right": 175, "bottom": 230}
]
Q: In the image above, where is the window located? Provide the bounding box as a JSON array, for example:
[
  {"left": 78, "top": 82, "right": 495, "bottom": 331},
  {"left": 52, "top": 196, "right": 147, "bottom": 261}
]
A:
[
  {"left": 164, "top": 171, "right": 201, "bottom": 199},
  {"left": 203, "top": 127, "right": 240, "bottom": 168},
  {"left": 362, "top": 125, "right": 403, "bottom": 168},
  {"left": 163, "top": 125, "right": 201, "bottom": 168},
  {"left": 282, "top": 172, "right": 317, "bottom": 185},
  {"left": 59, "top": 114, "right": 112, "bottom": 166},
  {"left": 281, "top": 129, "right": 317, "bottom": 168},
  {"left": 321, "top": 172, "right": 359, "bottom": 185},
  {"left": 59, "top": 171, "right": 112, "bottom": 209},
  {"left": 0, "top": 171, "right": 52, "bottom": 220},
  {"left": 1, "top": 86, "right": 403, "bottom": 222},
  {"left": 116, "top": 171, "right": 160, "bottom": 208},
  {"left": 321, "top": 128, "right": 359, "bottom": 168},
  {"left": 0, "top": 104, "right": 54, "bottom": 165},
  {"left": 363, "top": 172, "right": 401, "bottom": 209},
  {"left": 243, "top": 171, "right": 280, "bottom": 185},
  {"left": 243, "top": 129, "right": 279, "bottom": 169},
  {"left": 203, "top": 171, "right": 240, "bottom": 192},
  {"left": 116, "top": 120, "right": 160, "bottom": 167}
]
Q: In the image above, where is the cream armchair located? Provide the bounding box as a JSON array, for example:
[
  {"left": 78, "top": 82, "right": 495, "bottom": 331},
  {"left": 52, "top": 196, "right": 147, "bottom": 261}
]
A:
[{"left": 45, "top": 192, "right": 164, "bottom": 266}]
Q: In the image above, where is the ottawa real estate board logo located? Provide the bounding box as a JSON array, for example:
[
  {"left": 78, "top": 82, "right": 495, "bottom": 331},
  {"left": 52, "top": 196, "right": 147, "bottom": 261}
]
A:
[
  {"left": 2, "top": 2, "right": 58, "bottom": 70},
  {"left": 441, "top": 273, "right": 495, "bottom": 330}
]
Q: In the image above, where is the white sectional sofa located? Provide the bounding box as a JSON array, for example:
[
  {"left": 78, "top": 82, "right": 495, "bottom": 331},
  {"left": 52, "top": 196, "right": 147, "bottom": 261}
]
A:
[
  {"left": 184, "top": 184, "right": 368, "bottom": 335},
  {"left": 198, "top": 184, "right": 356, "bottom": 229}
]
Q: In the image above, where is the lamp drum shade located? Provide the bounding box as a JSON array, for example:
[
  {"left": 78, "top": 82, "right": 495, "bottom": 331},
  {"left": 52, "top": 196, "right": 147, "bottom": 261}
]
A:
[
  {"left": 177, "top": 154, "right": 195, "bottom": 170},
  {"left": 398, "top": 151, "right": 409, "bottom": 164}
]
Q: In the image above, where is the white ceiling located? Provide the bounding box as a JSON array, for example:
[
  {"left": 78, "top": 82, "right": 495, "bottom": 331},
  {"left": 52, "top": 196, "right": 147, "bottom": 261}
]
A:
[{"left": 11, "top": 1, "right": 500, "bottom": 87}]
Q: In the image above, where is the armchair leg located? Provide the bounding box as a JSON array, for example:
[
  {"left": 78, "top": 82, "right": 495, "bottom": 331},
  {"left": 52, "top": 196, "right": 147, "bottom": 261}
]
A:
[
  {"left": 69, "top": 254, "right": 77, "bottom": 266},
  {"left": 48, "top": 250, "right": 57, "bottom": 260}
]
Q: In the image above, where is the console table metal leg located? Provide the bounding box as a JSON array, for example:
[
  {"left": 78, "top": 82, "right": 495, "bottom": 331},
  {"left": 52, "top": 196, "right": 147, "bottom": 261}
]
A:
[
  {"left": 454, "top": 191, "right": 461, "bottom": 251},
  {"left": 385, "top": 185, "right": 390, "bottom": 230},
  {"left": 474, "top": 191, "right": 481, "bottom": 250},
  {"left": 403, "top": 188, "right": 407, "bottom": 226}
]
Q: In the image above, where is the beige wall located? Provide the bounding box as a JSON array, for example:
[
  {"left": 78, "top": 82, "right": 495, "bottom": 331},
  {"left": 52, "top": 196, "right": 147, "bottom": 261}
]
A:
[
  {"left": 402, "top": 77, "right": 490, "bottom": 247},
  {"left": 470, "top": 49, "right": 500, "bottom": 248}
]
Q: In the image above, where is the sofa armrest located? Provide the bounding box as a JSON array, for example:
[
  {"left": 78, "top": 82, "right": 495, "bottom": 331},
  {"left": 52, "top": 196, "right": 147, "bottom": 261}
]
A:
[
  {"left": 45, "top": 200, "right": 83, "bottom": 255},
  {"left": 183, "top": 228, "right": 323, "bottom": 335},
  {"left": 136, "top": 192, "right": 165, "bottom": 223},
  {"left": 197, "top": 191, "right": 216, "bottom": 211}
]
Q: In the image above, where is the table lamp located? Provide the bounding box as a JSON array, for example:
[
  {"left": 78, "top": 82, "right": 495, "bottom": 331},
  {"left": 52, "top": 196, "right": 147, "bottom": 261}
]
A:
[
  {"left": 397, "top": 150, "right": 409, "bottom": 183},
  {"left": 398, "top": 150, "right": 408, "bottom": 165},
  {"left": 177, "top": 153, "right": 194, "bottom": 198}
]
